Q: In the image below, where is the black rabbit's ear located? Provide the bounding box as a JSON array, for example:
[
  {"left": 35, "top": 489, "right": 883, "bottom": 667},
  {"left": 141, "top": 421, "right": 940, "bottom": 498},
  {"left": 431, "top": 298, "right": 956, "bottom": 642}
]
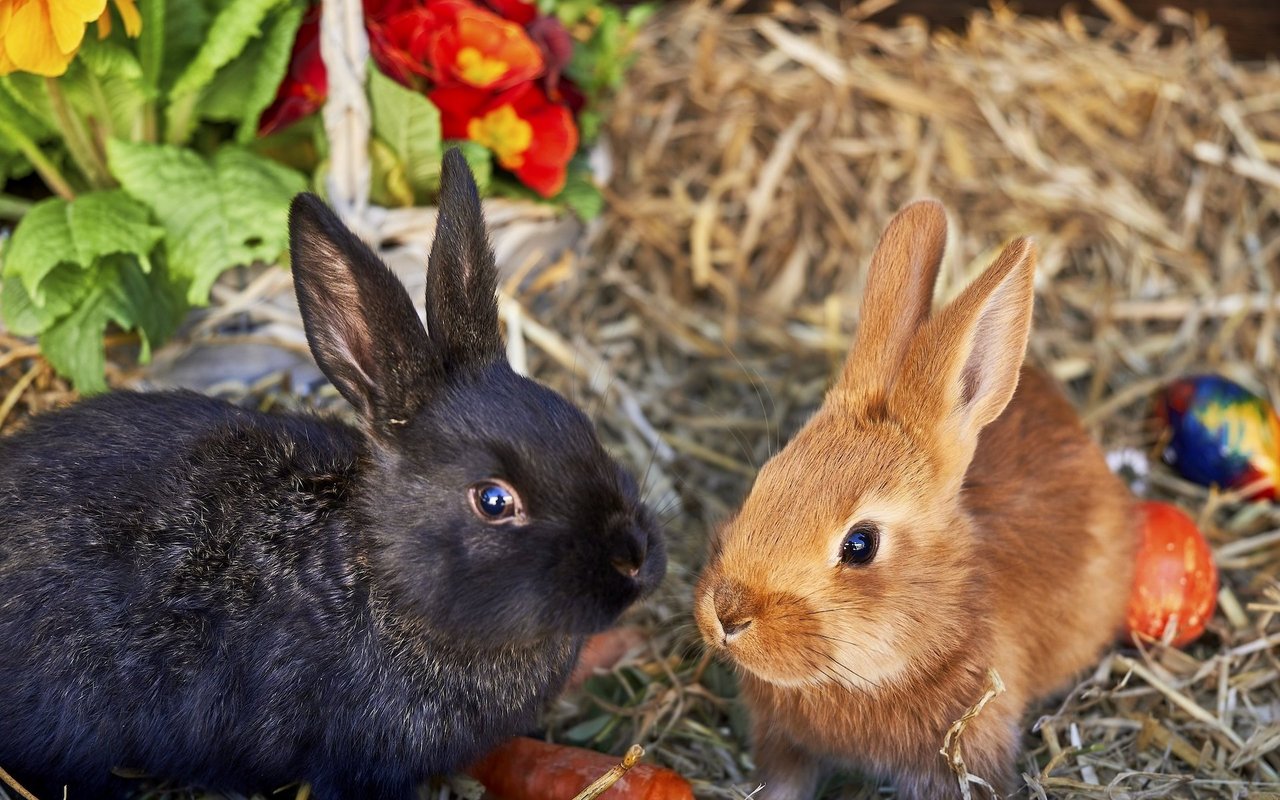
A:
[
  {"left": 289, "top": 193, "right": 440, "bottom": 426},
  {"left": 424, "top": 148, "right": 504, "bottom": 369}
]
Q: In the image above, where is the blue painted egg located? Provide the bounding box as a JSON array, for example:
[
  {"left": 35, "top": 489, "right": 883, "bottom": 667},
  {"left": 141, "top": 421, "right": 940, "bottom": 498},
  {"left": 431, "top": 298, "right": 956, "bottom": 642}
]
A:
[{"left": 1156, "top": 375, "right": 1279, "bottom": 500}]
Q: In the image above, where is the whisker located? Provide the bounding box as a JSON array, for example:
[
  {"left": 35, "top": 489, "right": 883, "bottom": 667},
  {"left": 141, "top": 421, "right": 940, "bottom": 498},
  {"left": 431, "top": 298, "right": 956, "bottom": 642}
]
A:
[
  {"left": 591, "top": 373, "right": 617, "bottom": 427},
  {"left": 806, "top": 631, "right": 867, "bottom": 649},
  {"left": 685, "top": 396, "right": 759, "bottom": 472},
  {"left": 772, "top": 604, "right": 865, "bottom": 621},
  {"left": 823, "top": 651, "right": 881, "bottom": 691},
  {"left": 810, "top": 626, "right": 889, "bottom": 656},
  {"left": 636, "top": 434, "right": 663, "bottom": 506},
  {"left": 801, "top": 645, "right": 873, "bottom": 698},
  {"left": 802, "top": 642, "right": 881, "bottom": 692},
  {"left": 723, "top": 341, "right": 777, "bottom": 459}
]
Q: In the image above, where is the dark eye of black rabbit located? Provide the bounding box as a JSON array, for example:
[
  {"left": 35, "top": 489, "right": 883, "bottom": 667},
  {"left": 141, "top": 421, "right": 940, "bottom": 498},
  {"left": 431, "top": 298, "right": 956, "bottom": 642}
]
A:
[
  {"left": 469, "top": 481, "right": 521, "bottom": 524},
  {"left": 840, "top": 523, "right": 879, "bottom": 566}
]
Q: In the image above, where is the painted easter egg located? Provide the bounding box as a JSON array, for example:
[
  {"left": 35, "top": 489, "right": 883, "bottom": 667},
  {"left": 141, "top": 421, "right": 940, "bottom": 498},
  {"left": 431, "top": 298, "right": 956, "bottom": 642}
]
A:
[
  {"left": 1126, "top": 501, "right": 1218, "bottom": 647},
  {"left": 1155, "top": 375, "right": 1279, "bottom": 500}
]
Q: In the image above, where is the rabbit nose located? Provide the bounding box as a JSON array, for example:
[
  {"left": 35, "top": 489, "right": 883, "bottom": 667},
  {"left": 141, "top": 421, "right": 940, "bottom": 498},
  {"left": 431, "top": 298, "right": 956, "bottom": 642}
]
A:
[
  {"left": 611, "top": 557, "right": 640, "bottom": 578},
  {"left": 720, "top": 617, "right": 752, "bottom": 643},
  {"left": 611, "top": 527, "right": 647, "bottom": 578},
  {"left": 712, "top": 581, "right": 755, "bottom": 644}
]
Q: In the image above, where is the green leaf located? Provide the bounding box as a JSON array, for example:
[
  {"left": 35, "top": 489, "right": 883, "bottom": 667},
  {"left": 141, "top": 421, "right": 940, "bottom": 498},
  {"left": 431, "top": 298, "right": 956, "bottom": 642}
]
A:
[
  {"left": 138, "top": 0, "right": 165, "bottom": 96},
  {"left": 1, "top": 276, "right": 44, "bottom": 336},
  {"left": 556, "top": 162, "right": 604, "bottom": 220},
  {"left": 197, "top": 43, "right": 266, "bottom": 122},
  {"left": 0, "top": 78, "right": 55, "bottom": 142},
  {"left": 0, "top": 265, "right": 92, "bottom": 336},
  {"left": 2, "top": 192, "right": 164, "bottom": 305},
  {"left": 237, "top": 3, "right": 305, "bottom": 141},
  {"left": 40, "top": 282, "right": 113, "bottom": 394},
  {"left": 107, "top": 139, "right": 306, "bottom": 305},
  {"left": 445, "top": 140, "right": 492, "bottom": 193},
  {"left": 165, "top": 0, "right": 285, "bottom": 142},
  {"left": 62, "top": 40, "right": 148, "bottom": 139},
  {"left": 541, "top": 0, "right": 597, "bottom": 24},
  {"left": 36, "top": 255, "right": 184, "bottom": 392},
  {"left": 169, "top": 0, "right": 285, "bottom": 98},
  {"left": 368, "top": 67, "right": 443, "bottom": 201},
  {"left": 565, "top": 4, "right": 650, "bottom": 100},
  {"left": 576, "top": 109, "right": 601, "bottom": 146},
  {"left": 0, "top": 151, "right": 33, "bottom": 184},
  {"left": 199, "top": 2, "right": 304, "bottom": 139},
  {"left": 77, "top": 37, "right": 144, "bottom": 82},
  {"left": 625, "top": 3, "right": 658, "bottom": 30},
  {"left": 369, "top": 137, "right": 414, "bottom": 208},
  {"left": 158, "top": 0, "right": 209, "bottom": 95},
  {"left": 250, "top": 112, "right": 322, "bottom": 173},
  {"left": 101, "top": 253, "right": 182, "bottom": 361},
  {"left": 562, "top": 714, "right": 612, "bottom": 744}
]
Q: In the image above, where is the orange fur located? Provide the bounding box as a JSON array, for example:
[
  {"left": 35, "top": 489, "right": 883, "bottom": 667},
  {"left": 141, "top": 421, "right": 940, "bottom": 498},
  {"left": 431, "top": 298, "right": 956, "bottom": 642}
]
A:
[{"left": 694, "top": 201, "right": 1136, "bottom": 800}]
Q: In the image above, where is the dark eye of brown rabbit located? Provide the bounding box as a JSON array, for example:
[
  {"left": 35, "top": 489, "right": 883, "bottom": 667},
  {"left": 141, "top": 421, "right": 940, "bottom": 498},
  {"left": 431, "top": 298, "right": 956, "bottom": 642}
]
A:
[
  {"left": 840, "top": 523, "right": 879, "bottom": 566},
  {"left": 468, "top": 480, "right": 524, "bottom": 525}
]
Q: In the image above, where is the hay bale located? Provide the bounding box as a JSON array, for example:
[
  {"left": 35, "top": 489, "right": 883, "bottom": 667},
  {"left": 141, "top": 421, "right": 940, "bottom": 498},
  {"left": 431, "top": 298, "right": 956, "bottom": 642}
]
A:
[
  {"left": 1, "top": 2, "right": 1278, "bottom": 797},
  {"left": 531, "top": 3, "right": 1280, "bottom": 797}
]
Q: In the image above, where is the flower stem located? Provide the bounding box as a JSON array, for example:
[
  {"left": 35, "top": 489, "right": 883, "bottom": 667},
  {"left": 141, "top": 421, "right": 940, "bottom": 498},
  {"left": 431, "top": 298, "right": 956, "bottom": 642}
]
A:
[
  {"left": 86, "top": 70, "right": 117, "bottom": 141},
  {"left": 141, "top": 100, "right": 158, "bottom": 142},
  {"left": 45, "top": 77, "right": 113, "bottom": 189},
  {"left": 0, "top": 115, "right": 76, "bottom": 201}
]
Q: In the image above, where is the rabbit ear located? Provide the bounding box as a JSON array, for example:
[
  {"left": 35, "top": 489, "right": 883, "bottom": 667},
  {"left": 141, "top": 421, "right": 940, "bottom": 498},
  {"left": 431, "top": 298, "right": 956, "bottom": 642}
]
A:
[
  {"left": 836, "top": 200, "right": 947, "bottom": 407},
  {"left": 289, "top": 193, "right": 440, "bottom": 426},
  {"left": 893, "top": 237, "right": 1037, "bottom": 465},
  {"left": 424, "top": 148, "right": 504, "bottom": 369}
]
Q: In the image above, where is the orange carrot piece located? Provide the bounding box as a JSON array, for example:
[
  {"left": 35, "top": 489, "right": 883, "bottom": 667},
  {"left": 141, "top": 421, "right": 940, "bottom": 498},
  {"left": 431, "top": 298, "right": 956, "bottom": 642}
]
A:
[
  {"left": 468, "top": 738, "right": 694, "bottom": 800},
  {"left": 567, "top": 627, "right": 648, "bottom": 690}
]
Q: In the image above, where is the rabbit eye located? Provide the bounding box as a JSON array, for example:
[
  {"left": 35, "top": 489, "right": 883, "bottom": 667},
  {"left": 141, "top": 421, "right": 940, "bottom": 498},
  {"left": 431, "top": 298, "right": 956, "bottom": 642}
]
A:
[
  {"left": 469, "top": 481, "right": 523, "bottom": 524},
  {"left": 840, "top": 523, "right": 879, "bottom": 566}
]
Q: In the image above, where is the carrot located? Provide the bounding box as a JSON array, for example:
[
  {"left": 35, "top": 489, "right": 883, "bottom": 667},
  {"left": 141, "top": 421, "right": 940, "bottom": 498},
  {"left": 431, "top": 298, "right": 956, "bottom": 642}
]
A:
[
  {"left": 468, "top": 738, "right": 694, "bottom": 800},
  {"left": 567, "top": 627, "right": 648, "bottom": 690}
]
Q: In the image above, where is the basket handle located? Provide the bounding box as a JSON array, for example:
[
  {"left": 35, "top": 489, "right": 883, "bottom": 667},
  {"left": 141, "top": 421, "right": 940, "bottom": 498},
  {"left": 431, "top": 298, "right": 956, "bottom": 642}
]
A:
[{"left": 319, "top": 0, "right": 372, "bottom": 223}]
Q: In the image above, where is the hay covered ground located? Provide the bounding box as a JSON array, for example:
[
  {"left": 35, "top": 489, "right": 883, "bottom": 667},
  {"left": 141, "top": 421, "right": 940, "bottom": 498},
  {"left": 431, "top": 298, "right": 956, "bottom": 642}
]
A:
[{"left": 3, "top": 1, "right": 1280, "bottom": 798}]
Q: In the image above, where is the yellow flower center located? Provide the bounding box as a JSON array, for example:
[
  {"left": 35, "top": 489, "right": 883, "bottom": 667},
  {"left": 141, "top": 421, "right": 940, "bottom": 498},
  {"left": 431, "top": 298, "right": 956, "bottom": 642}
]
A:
[
  {"left": 455, "top": 46, "right": 509, "bottom": 87},
  {"left": 467, "top": 105, "right": 532, "bottom": 169}
]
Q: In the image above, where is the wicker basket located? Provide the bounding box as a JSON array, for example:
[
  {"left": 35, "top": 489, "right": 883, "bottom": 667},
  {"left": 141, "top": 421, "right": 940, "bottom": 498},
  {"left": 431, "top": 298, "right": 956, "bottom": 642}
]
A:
[{"left": 146, "top": 0, "right": 602, "bottom": 393}]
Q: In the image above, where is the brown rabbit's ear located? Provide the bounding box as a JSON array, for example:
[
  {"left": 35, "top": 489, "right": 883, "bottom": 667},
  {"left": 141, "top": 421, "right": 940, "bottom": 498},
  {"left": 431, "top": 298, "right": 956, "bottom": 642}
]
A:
[
  {"left": 836, "top": 200, "right": 947, "bottom": 406},
  {"left": 893, "top": 236, "right": 1037, "bottom": 464}
]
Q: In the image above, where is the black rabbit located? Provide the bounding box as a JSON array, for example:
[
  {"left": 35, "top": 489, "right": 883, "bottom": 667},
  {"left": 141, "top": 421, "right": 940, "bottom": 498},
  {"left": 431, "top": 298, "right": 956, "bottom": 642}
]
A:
[{"left": 0, "top": 149, "right": 665, "bottom": 799}]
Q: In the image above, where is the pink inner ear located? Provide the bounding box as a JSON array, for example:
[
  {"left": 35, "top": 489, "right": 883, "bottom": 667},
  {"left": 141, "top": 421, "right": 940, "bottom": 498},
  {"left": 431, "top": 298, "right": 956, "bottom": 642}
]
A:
[
  {"left": 305, "top": 237, "right": 379, "bottom": 392},
  {"left": 950, "top": 246, "right": 1035, "bottom": 431},
  {"left": 335, "top": 316, "right": 376, "bottom": 383},
  {"left": 959, "top": 360, "right": 982, "bottom": 407}
]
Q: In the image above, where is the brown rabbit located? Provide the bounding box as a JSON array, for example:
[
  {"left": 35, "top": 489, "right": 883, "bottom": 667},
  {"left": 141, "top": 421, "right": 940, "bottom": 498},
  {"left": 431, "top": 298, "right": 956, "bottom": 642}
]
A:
[{"left": 694, "top": 201, "right": 1136, "bottom": 799}]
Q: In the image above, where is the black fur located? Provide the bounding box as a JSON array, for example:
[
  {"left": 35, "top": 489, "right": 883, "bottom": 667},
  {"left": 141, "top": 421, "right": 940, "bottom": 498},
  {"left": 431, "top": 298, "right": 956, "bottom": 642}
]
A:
[
  {"left": 424, "top": 148, "right": 504, "bottom": 369},
  {"left": 0, "top": 149, "right": 665, "bottom": 799}
]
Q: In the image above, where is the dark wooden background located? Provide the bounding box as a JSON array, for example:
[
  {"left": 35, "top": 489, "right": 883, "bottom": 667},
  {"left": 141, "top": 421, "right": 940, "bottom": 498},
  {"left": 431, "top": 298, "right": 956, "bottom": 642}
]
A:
[{"left": 743, "top": 1, "right": 1279, "bottom": 60}]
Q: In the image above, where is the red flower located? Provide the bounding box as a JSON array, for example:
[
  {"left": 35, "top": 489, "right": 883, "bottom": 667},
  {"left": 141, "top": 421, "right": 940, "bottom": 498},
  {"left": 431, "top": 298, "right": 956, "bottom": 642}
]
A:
[
  {"left": 553, "top": 75, "right": 586, "bottom": 114},
  {"left": 367, "top": 3, "right": 437, "bottom": 85},
  {"left": 480, "top": 0, "right": 535, "bottom": 25},
  {"left": 261, "top": 0, "right": 584, "bottom": 198},
  {"left": 259, "top": 8, "right": 325, "bottom": 135},
  {"left": 425, "top": 0, "right": 542, "bottom": 91},
  {"left": 363, "top": 0, "right": 414, "bottom": 17},
  {"left": 432, "top": 81, "right": 577, "bottom": 197}
]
